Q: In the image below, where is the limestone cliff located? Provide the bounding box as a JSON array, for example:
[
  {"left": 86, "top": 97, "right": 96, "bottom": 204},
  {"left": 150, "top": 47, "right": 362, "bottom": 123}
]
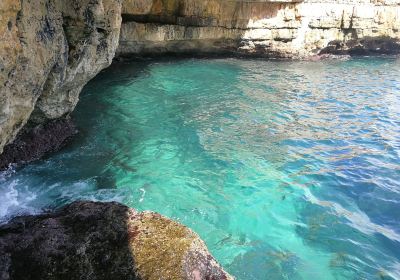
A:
[
  {"left": 0, "top": 0, "right": 122, "bottom": 156},
  {"left": 0, "top": 1, "right": 399, "bottom": 277},
  {"left": 118, "top": 0, "right": 400, "bottom": 57},
  {"left": 1, "top": 0, "right": 400, "bottom": 162}
]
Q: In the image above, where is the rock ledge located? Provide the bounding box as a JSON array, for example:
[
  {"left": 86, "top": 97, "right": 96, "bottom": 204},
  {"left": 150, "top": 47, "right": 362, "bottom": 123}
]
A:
[{"left": 0, "top": 201, "right": 232, "bottom": 280}]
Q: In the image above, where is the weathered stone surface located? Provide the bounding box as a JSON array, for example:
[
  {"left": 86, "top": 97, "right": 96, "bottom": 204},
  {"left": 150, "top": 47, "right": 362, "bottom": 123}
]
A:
[
  {"left": 1, "top": 0, "right": 400, "bottom": 163},
  {"left": 118, "top": 0, "right": 400, "bottom": 58},
  {"left": 0, "top": 0, "right": 122, "bottom": 155},
  {"left": 0, "top": 201, "right": 233, "bottom": 280},
  {"left": 31, "top": 0, "right": 123, "bottom": 123}
]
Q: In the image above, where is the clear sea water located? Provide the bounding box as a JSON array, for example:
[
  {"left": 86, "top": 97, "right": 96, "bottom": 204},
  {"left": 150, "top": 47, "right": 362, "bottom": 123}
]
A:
[{"left": 1, "top": 57, "right": 400, "bottom": 279}]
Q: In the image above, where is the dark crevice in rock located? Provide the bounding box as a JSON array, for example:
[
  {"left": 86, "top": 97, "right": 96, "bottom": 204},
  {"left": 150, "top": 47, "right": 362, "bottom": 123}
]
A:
[
  {"left": 7, "top": 21, "right": 12, "bottom": 31},
  {"left": 340, "top": 8, "right": 358, "bottom": 39},
  {"left": 121, "top": 14, "right": 233, "bottom": 30},
  {"left": 0, "top": 117, "right": 77, "bottom": 171},
  {"left": 37, "top": 16, "right": 57, "bottom": 43},
  {"left": 122, "top": 13, "right": 179, "bottom": 25}
]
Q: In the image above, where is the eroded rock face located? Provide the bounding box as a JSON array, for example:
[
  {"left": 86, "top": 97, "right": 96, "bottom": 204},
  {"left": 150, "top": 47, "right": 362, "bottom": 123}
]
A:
[
  {"left": 0, "top": 0, "right": 122, "bottom": 155},
  {"left": 118, "top": 0, "right": 400, "bottom": 57},
  {"left": 0, "top": 201, "right": 233, "bottom": 280},
  {"left": 1, "top": 0, "right": 400, "bottom": 163},
  {"left": 31, "top": 1, "right": 122, "bottom": 123}
]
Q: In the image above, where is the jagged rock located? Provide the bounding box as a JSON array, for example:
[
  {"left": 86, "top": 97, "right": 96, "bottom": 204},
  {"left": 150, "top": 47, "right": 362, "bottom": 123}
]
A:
[
  {"left": 0, "top": 0, "right": 122, "bottom": 155},
  {"left": 118, "top": 0, "right": 400, "bottom": 58},
  {"left": 0, "top": 201, "right": 233, "bottom": 280},
  {"left": 1, "top": 0, "right": 400, "bottom": 164}
]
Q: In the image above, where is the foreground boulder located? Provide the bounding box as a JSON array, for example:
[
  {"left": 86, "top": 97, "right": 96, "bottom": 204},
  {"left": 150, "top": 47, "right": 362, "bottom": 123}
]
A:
[{"left": 0, "top": 201, "right": 233, "bottom": 280}]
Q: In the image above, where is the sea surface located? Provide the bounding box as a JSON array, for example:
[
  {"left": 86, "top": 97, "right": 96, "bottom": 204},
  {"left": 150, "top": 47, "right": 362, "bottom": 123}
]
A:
[{"left": 1, "top": 57, "right": 400, "bottom": 279}]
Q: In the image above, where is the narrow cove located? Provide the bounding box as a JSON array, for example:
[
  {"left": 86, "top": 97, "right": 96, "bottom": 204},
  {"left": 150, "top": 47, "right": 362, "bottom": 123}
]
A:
[{"left": 1, "top": 57, "right": 400, "bottom": 279}]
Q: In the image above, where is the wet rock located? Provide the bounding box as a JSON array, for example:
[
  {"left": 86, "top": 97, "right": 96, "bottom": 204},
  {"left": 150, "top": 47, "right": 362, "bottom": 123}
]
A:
[
  {"left": 320, "top": 36, "right": 400, "bottom": 56},
  {"left": 0, "top": 117, "right": 77, "bottom": 171},
  {"left": 0, "top": 201, "right": 233, "bottom": 280}
]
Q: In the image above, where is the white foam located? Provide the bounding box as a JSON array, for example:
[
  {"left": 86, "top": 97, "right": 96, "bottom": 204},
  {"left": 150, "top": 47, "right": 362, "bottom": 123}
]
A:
[
  {"left": 139, "top": 188, "right": 146, "bottom": 202},
  {"left": 0, "top": 179, "right": 37, "bottom": 223}
]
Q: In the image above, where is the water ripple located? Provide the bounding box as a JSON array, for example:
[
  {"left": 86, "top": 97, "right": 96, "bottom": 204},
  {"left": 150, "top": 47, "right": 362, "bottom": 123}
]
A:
[{"left": 1, "top": 57, "right": 400, "bottom": 280}]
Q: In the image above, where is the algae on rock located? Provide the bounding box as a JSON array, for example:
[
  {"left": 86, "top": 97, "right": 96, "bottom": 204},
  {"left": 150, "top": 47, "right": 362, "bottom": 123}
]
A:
[{"left": 0, "top": 201, "right": 233, "bottom": 280}]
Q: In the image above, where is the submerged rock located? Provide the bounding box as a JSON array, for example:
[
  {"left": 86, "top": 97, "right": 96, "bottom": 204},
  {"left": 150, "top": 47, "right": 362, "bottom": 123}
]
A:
[{"left": 0, "top": 201, "right": 233, "bottom": 280}]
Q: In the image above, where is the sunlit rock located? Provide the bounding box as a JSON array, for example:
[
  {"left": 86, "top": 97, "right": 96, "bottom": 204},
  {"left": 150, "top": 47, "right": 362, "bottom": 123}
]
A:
[
  {"left": 118, "top": 0, "right": 400, "bottom": 58},
  {"left": 0, "top": 201, "right": 233, "bottom": 280}
]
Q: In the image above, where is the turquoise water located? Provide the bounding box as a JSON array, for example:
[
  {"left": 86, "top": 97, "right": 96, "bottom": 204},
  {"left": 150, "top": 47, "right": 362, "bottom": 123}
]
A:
[{"left": 1, "top": 57, "right": 400, "bottom": 279}]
